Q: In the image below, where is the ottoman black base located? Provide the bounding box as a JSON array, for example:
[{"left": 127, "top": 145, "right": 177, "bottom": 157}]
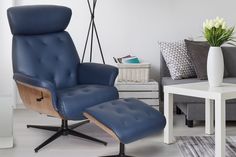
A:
[{"left": 101, "top": 143, "right": 133, "bottom": 157}]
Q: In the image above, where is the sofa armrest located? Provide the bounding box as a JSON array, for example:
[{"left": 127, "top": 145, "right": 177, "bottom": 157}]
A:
[
  {"left": 13, "top": 73, "right": 58, "bottom": 111},
  {"left": 78, "top": 63, "right": 118, "bottom": 86}
]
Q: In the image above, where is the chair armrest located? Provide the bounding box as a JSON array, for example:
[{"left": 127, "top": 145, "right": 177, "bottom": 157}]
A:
[
  {"left": 13, "top": 73, "right": 58, "bottom": 111},
  {"left": 78, "top": 63, "right": 118, "bottom": 86}
]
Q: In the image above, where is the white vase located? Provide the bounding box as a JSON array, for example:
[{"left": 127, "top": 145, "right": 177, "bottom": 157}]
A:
[{"left": 207, "top": 47, "right": 224, "bottom": 87}]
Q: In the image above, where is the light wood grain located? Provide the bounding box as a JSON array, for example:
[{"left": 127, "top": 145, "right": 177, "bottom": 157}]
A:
[
  {"left": 116, "top": 80, "right": 159, "bottom": 91},
  {"left": 83, "top": 113, "right": 120, "bottom": 141},
  {"left": 119, "top": 91, "right": 159, "bottom": 99},
  {"left": 116, "top": 84, "right": 159, "bottom": 91},
  {"left": 16, "top": 81, "right": 62, "bottom": 119},
  {"left": 117, "top": 63, "right": 150, "bottom": 83}
]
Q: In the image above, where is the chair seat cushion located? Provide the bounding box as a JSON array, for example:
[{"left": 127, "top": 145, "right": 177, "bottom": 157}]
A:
[
  {"left": 57, "top": 85, "right": 118, "bottom": 120},
  {"left": 84, "top": 98, "right": 166, "bottom": 144}
]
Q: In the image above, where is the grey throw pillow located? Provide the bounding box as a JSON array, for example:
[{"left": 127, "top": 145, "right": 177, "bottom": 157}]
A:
[
  {"left": 159, "top": 41, "right": 196, "bottom": 80},
  {"left": 184, "top": 39, "right": 210, "bottom": 80},
  {"left": 185, "top": 39, "right": 228, "bottom": 80}
]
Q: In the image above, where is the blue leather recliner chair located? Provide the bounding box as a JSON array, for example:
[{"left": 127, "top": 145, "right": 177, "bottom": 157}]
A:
[{"left": 7, "top": 5, "right": 119, "bottom": 152}]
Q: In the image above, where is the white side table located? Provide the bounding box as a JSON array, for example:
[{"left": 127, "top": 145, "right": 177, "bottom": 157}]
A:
[
  {"left": 0, "top": 96, "right": 13, "bottom": 148},
  {"left": 164, "top": 82, "right": 236, "bottom": 157}
]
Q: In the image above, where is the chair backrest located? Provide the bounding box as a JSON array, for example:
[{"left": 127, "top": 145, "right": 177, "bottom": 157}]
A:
[{"left": 8, "top": 5, "right": 80, "bottom": 89}]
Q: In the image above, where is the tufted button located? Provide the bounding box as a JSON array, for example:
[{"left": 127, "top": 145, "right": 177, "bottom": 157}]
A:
[
  {"left": 57, "top": 36, "right": 64, "bottom": 42},
  {"left": 40, "top": 40, "right": 47, "bottom": 46},
  {"left": 134, "top": 117, "right": 140, "bottom": 121},
  {"left": 25, "top": 41, "right": 32, "bottom": 48},
  {"left": 127, "top": 105, "right": 134, "bottom": 110},
  {"left": 124, "top": 99, "right": 131, "bottom": 102},
  {"left": 148, "top": 112, "right": 155, "bottom": 117},
  {"left": 67, "top": 92, "right": 74, "bottom": 96},
  {"left": 67, "top": 71, "right": 72, "bottom": 77},
  {"left": 145, "top": 112, "right": 152, "bottom": 117},
  {"left": 123, "top": 121, "right": 128, "bottom": 126},
  {"left": 111, "top": 101, "right": 117, "bottom": 105},
  {"left": 37, "top": 58, "right": 42, "bottom": 64},
  {"left": 83, "top": 89, "right": 90, "bottom": 92},
  {"left": 116, "top": 109, "right": 123, "bottom": 114},
  {"left": 51, "top": 75, "right": 55, "bottom": 80},
  {"left": 55, "top": 56, "right": 60, "bottom": 61}
]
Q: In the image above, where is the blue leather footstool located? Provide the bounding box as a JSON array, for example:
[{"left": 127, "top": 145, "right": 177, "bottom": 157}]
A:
[{"left": 84, "top": 98, "right": 166, "bottom": 157}]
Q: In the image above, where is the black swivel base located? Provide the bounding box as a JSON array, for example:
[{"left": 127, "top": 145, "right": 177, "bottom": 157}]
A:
[
  {"left": 101, "top": 143, "right": 134, "bottom": 157},
  {"left": 27, "top": 119, "right": 107, "bottom": 152}
]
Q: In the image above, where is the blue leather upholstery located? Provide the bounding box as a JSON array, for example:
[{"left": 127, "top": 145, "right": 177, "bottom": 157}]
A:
[
  {"left": 78, "top": 63, "right": 119, "bottom": 86},
  {"left": 58, "top": 85, "right": 119, "bottom": 120},
  {"left": 8, "top": 5, "right": 119, "bottom": 120},
  {"left": 12, "top": 32, "right": 80, "bottom": 90},
  {"left": 7, "top": 5, "right": 71, "bottom": 35},
  {"left": 85, "top": 98, "right": 166, "bottom": 144}
]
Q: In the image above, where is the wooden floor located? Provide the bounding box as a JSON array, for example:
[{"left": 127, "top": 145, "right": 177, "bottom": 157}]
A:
[{"left": 1, "top": 109, "right": 236, "bottom": 157}]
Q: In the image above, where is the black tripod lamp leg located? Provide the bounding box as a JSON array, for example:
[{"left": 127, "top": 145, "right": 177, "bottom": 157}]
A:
[
  {"left": 82, "top": 19, "right": 93, "bottom": 62},
  {"left": 84, "top": 0, "right": 105, "bottom": 64},
  {"left": 93, "top": 23, "right": 105, "bottom": 64}
]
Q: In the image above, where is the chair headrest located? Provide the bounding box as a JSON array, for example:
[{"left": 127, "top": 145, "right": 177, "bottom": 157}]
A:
[{"left": 7, "top": 5, "right": 72, "bottom": 35}]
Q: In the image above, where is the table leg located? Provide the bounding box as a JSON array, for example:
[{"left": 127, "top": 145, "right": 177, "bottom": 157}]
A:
[
  {"left": 205, "top": 99, "right": 214, "bottom": 134},
  {"left": 164, "top": 92, "right": 174, "bottom": 144},
  {"left": 215, "top": 97, "right": 225, "bottom": 157}
]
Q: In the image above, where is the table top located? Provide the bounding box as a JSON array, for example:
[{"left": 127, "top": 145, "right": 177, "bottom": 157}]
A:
[{"left": 164, "top": 82, "right": 236, "bottom": 100}]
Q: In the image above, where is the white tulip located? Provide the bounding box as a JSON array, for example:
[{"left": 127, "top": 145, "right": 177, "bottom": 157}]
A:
[
  {"left": 222, "top": 22, "right": 227, "bottom": 29},
  {"left": 205, "top": 19, "right": 209, "bottom": 25},
  {"left": 215, "top": 22, "right": 220, "bottom": 28},
  {"left": 203, "top": 17, "right": 227, "bottom": 30},
  {"left": 215, "top": 16, "right": 220, "bottom": 23},
  {"left": 203, "top": 22, "right": 206, "bottom": 29},
  {"left": 219, "top": 18, "right": 224, "bottom": 25},
  {"left": 207, "top": 20, "right": 214, "bottom": 29}
]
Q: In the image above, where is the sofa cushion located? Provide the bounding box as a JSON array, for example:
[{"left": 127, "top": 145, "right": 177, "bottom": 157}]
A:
[
  {"left": 159, "top": 41, "right": 196, "bottom": 80},
  {"left": 57, "top": 85, "right": 119, "bottom": 120},
  {"left": 222, "top": 47, "right": 236, "bottom": 77},
  {"left": 223, "top": 77, "right": 236, "bottom": 84},
  {"left": 185, "top": 40, "right": 228, "bottom": 80},
  {"left": 178, "top": 102, "right": 236, "bottom": 121},
  {"left": 184, "top": 40, "right": 210, "bottom": 80}
]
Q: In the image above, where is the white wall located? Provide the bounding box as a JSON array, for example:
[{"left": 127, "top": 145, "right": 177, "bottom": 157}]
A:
[
  {"left": 15, "top": 0, "right": 236, "bottom": 78},
  {"left": 0, "top": 1, "right": 14, "bottom": 107},
  {"left": 11, "top": 0, "right": 236, "bottom": 106}
]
